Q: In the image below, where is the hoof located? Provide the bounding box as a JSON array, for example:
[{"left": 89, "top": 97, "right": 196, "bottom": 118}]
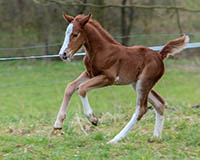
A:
[
  {"left": 50, "top": 128, "right": 62, "bottom": 135},
  {"left": 88, "top": 114, "right": 98, "bottom": 126},
  {"left": 107, "top": 139, "right": 118, "bottom": 144},
  {"left": 148, "top": 137, "right": 162, "bottom": 143},
  {"left": 91, "top": 116, "right": 98, "bottom": 126}
]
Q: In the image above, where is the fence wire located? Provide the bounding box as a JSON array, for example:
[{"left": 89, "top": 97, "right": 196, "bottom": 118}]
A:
[
  {"left": 0, "top": 32, "right": 199, "bottom": 52},
  {"left": 0, "top": 42, "right": 200, "bottom": 61},
  {"left": 0, "top": 78, "right": 70, "bottom": 89}
]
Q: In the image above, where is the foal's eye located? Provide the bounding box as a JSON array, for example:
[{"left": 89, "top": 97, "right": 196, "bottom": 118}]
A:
[{"left": 73, "top": 34, "right": 78, "bottom": 38}]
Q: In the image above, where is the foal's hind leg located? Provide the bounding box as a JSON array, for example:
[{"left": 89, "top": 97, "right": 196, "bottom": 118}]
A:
[
  {"left": 148, "top": 89, "right": 165, "bottom": 138},
  {"left": 107, "top": 79, "right": 154, "bottom": 144}
]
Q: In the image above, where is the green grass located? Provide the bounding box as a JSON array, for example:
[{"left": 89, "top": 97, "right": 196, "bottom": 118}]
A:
[{"left": 0, "top": 58, "right": 200, "bottom": 160}]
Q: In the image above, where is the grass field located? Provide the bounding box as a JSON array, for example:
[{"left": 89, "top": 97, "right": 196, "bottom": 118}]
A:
[{"left": 0, "top": 58, "right": 200, "bottom": 160}]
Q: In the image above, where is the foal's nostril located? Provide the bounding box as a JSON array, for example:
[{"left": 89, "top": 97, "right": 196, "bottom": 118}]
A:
[{"left": 62, "top": 52, "right": 67, "bottom": 60}]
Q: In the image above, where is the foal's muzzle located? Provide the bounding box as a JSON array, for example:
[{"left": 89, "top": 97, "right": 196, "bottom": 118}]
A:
[
  {"left": 60, "top": 52, "right": 70, "bottom": 61},
  {"left": 60, "top": 51, "right": 74, "bottom": 61},
  {"left": 61, "top": 52, "right": 68, "bottom": 60}
]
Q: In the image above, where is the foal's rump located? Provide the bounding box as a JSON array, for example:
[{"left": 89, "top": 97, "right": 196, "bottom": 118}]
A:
[{"left": 119, "top": 35, "right": 189, "bottom": 84}]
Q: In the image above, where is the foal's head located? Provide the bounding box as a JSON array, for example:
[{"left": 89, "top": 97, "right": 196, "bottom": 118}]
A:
[{"left": 59, "top": 13, "right": 92, "bottom": 60}]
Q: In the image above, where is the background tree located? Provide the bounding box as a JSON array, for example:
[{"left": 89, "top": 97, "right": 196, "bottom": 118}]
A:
[
  {"left": 0, "top": 0, "right": 200, "bottom": 57},
  {"left": 121, "top": 0, "right": 134, "bottom": 45}
]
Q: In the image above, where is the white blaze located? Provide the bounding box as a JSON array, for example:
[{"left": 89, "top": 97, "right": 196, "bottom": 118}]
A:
[{"left": 59, "top": 23, "right": 74, "bottom": 56}]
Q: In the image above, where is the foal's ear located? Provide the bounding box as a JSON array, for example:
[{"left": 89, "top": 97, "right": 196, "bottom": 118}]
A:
[
  {"left": 63, "top": 13, "right": 74, "bottom": 23},
  {"left": 80, "top": 13, "right": 92, "bottom": 27}
]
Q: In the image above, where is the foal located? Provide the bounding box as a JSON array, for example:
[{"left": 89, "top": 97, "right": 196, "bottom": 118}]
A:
[{"left": 52, "top": 13, "right": 189, "bottom": 144}]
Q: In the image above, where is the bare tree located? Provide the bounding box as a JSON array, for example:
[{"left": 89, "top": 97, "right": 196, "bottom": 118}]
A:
[
  {"left": 79, "top": 0, "right": 87, "bottom": 14},
  {"left": 92, "top": 0, "right": 105, "bottom": 26},
  {"left": 173, "top": 0, "right": 183, "bottom": 34},
  {"left": 141, "top": 0, "right": 155, "bottom": 34},
  {"left": 121, "top": 0, "right": 134, "bottom": 46}
]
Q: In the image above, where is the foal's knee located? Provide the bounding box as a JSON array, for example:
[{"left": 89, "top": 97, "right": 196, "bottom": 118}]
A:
[
  {"left": 137, "top": 106, "right": 148, "bottom": 121},
  {"left": 156, "top": 103, "right": 165, "bottom": 115},
  {"left": 78, "top": 84, "right": 87, "bottom": 97},
  {"left": 153, "top": 99, "right": 165, "bottom": 115},
  {"left": 65, "top": 82, "right": 75, "bottom": 97},
  {"left": 149, "top": 90, "right": 165, "bottom": 115}
]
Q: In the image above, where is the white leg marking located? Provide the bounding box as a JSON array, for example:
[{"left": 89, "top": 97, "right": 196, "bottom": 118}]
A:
[
  {"left": 107, "top": 106, "right": 140, "bottom": 144},
  {"left": 79, "top": 94, "right": 93, "bottom": 119},
  {"left": 107, "top": 80, "right": 143, "bottom": 144},
  {"left": 59, "top": 23, "right": 73, "bottom": 56},
  {"left": 153, "top": 111, "right": 164, "bottom": 138},
  {"left": 149, "top": 92, "right": 164, "bottom": 138}
]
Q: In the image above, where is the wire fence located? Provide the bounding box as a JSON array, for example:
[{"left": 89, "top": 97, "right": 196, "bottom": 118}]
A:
[
  {"left": 0, "top": 52, "right": 85, "bottom": 61},
  {"left": 0, "top": 78, "right": 70, "bottom": 89},
  {"left": 1, "top": 32, "right": 200, "bottom": 60},
  {"left": 0, "top": 43, "right": 61, "bottom": 51},
  {"left": 0, "top": 32, "right": 200, "bottom": 61},
  {"left": 0, "top": 42, "right": 200, "bottom": 61},
  {"left": 0, "top": 32, "right": 199, "bottom": 51}
]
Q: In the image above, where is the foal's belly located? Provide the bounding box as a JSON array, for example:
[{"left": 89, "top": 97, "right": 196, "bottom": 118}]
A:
[
  {"left": 114, "top": 60, "right": 142, "bottom": 85},
  {"left": 114, "top": 72, "right": 137, "bottom": 85},
  {"left": 114, "top": 77, "right": 133, "bottom": 85}
]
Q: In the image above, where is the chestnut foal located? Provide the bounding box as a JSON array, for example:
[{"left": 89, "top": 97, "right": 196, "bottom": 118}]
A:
[{"left": 52, "top": 13, "right": 189, "bottom": 144}]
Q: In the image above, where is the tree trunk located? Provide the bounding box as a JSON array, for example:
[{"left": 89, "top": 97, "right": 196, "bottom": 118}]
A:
[
  {"left": 173, "top": 0, "right": 183, "bottom": 35},
  {"left": 45, "top": 28, "right": 49, "bottom": 55},
  {"left": 142, "top": 0, "right": 155, "bottom": 34},
  {"left": 121, "top": 0, "right": 134, "bottom": 46},
  {"left": 79, "top": 0, "right": 87, "bottom": 14},
  {"left": 17, "top": 0, "right": 24, "bottom": 28},
  {"left": 92, "top": 0, "right": 105, "bottom": 27},
  {"left": 43, "top": 6, "right": 50, "bottom": 56},
  {"left": 121, "top": 0, "right": 126, "bottom": 45}
]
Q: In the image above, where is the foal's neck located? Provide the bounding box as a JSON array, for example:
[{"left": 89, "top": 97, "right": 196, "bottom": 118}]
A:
[{"left": 83, "top": 21, "right": 119, "bottom": 58}]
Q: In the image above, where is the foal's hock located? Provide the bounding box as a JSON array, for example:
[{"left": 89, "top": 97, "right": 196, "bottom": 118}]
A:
[{"left": 52, "top": 13, "right": 189, "bottom": 144}]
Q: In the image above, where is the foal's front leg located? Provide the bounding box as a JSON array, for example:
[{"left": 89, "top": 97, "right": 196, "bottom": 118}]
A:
[
  {"left": 52, "top": 71, "right": 89, "bottom": 133},
  {"left": 78, "top": 75, "right": 114, "bottom": 124},
  {"left": 80, "top": 93, "right": 98, "bottom": 125}
]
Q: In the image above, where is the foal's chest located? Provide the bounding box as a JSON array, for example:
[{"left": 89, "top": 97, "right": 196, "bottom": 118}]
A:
[{"left": 83, "top": 56, "right": 102, "bottom": 78}]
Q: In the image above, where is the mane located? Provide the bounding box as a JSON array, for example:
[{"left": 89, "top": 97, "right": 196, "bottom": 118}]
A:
[
  {"left": 75, "top": 15, "right": 119, "bottom": 45},
  {"left": 87, "top": 20, "right": 120, "bottom": 45}
]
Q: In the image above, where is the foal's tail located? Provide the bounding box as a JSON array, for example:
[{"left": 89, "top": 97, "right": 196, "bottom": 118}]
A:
[{"left": 159, "top": 35, "right": 189, "bottom": 60}]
